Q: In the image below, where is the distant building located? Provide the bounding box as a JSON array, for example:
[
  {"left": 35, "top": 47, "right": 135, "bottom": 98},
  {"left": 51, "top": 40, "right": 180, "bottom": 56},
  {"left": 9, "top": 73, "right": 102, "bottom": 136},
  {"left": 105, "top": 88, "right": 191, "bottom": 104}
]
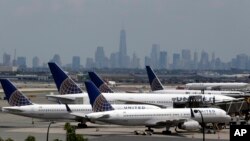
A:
[
  {"left": 85, "top": 57, "right": 95, "bottom": 69},
  {"left": 72, "top": 56, "right": 80, "bottom": 71},
  {"left": 3, "top": 53, "right": 11, "bottom": 66},
  {"left": 50, "top": 54, "right": 62, "bottom": 66},
  {"left": 131, "top": 53, "right": 140, "bottom": 68},
  {"left": 181, "top": 49, "right": 191, "bottom": 70},
  {"left": 199, "top": 51, "right": 210, "bottom": 70},
  {"left": 0, "top": 66, "right": 18, "bottom": 72},
  {"left": 95, "top": 46, "right": 109, "bottom": 68},
  {"left": 173, "top": 53, "right": 181, "bottom": 69},
  {"left": 32, "top": 56, "right": 40, "bottom": 68},
  {"left": 110, "top": 52, "right": 119, "bottom": 68},
  {"left": 159, "top": 51, "right": 167, "bottom": 69},
  {"left": 17, "top": 56, "right": 27, "bottom": 69},
  {"left": 119, "top": 29, "right": 129, "bottom": 68},
  {"left": 150, "top": 44, "right": 160, "bottom": 69},
  {"left": 144, "top": 56, "right": 151, "bottom": 67}
]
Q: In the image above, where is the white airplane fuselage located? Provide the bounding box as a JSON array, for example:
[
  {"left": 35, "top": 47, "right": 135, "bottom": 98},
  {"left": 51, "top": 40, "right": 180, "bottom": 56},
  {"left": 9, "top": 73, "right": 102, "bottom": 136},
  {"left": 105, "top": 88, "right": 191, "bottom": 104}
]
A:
[
  {"left": 185, "top": 82, "right": 248, "bottom": 90},
  {"left": 152, "top": 89, "right": 245, "bottom": 97},
  {"left": 86, "top": 108, "right": 231, "bottom": 127},
  {"left": 1, "top": 104, "right": 160, "bottom": 120},
  {"left": 47, "top": 93, "right": 236, "bottom": 106}
]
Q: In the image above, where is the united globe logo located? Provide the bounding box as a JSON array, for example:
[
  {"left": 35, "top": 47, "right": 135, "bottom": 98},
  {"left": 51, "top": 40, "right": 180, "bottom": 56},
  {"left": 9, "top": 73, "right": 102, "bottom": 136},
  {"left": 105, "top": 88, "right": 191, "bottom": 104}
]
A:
[
  {"left": 9, "top": 90, "right": 32, "bottom": 106},
  {"left": 93, "top": 95, "right": 114, "bottom": 112},
  {"left": 151, "top": 78, "right": 163, "bottom": 91},
  {"left": 59, "top": 78, "right": 82, "bottom": 94},
  {"left": 99, "top": 84, "right": 112, "bottom": 93}
]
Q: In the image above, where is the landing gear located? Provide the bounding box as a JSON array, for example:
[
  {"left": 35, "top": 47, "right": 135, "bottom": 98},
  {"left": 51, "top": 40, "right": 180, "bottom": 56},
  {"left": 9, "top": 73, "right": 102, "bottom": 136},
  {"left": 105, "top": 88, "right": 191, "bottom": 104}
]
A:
[
  {"left": 162, "top": 126, "right": 171, "bottom": 135},
  {"left": 77, "top": 123, "right": 88, "bottom": 128},
  {"left": 145, "top": 126, "right": 154, "bottom": 133}
]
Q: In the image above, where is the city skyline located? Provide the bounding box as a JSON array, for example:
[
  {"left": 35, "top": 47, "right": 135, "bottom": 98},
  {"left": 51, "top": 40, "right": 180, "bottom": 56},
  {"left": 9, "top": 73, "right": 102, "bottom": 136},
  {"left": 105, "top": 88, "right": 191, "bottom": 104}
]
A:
[
  {"left": 2, "top": 40, "right": 250, "bottom": 71},
  {"left": 0, "top": 1, "right": 250, "bottom": 67}
]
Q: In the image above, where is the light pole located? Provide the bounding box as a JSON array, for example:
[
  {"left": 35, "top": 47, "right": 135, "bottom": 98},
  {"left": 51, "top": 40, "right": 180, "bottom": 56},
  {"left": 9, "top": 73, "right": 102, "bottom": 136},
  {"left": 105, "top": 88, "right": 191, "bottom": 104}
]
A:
[
  {"left": 47, "top": 121, "right": 56, "bottom": 141},
  {"left": 194, "top": 110, "right": 205, "bottom": 141}
]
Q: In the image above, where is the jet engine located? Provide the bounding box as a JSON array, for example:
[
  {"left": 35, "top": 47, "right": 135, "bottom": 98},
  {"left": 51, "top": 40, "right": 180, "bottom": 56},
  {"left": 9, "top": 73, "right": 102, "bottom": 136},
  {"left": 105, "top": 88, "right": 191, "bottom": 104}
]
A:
[{"left": 178, "top": 120, "right": 201, "bottom": 131}]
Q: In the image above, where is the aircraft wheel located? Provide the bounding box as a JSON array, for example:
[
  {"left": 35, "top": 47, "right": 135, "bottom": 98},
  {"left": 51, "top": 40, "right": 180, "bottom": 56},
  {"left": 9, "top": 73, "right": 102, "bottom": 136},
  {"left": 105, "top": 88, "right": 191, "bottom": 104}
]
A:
[{"left": 77, "top": 123, "right": 88, "bottom": 128}]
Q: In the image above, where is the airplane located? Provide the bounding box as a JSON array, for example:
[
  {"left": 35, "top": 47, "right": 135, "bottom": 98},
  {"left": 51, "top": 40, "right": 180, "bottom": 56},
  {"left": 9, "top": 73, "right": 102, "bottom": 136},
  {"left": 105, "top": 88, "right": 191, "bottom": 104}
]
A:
[
  {"left": 0, "top": 79, "right": 161, "bottom": 128},
  {"left": 88, "top": 71, "right": 114, "bottom": 93},
  {"left": 146, "top": 66, "right": 247, "bottom": 98},
  {"left": 46, "top": 63, "right": 237, "bottom": 106},
  {"left": 48, "top": 62, "right": 84, "bottom": 94},
  {"left": 185, "top": 82, "right": 248, "bottom": 90},
  {"left": 74, "top": 81, "right": 231, "bottom": 134}
]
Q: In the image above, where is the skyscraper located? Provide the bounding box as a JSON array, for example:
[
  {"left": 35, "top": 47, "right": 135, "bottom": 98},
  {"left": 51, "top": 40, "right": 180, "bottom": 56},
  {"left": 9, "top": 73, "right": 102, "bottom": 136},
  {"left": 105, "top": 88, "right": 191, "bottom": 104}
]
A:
[
  {"left": 85, "top": 58, "right": 95, "bottom": 69},
  {"left": 181, "top": 49, "right": 191, "bottom": 70},
  {"left": 150, "top": 44, "right": 160, "bottom": 69},
  {"left": 173, "top": 53, "right": 181, "bottom": 69},
  {"left": 119, "top": 29, "right": 129, "bottom": 68},
  {"left": 131, "top": 53, "right": 140, "bottom": 68},
  {"left": 72, "top": 56, "right": 80, "bottom": 71},
  {"left": 50, "top": 54, "right": 62, "bottom": 66},
  {"left": 32, "top": 56, "right": 40, "bottom": 68},
  {"left": 95, "top": 46, "right": 109, "bottom": 68},
  {"left": 159, "top": 51, "right": 167, "bottom": 69},
  {"left": 3, "top": 53, "right": 11, "bottom": 66},
  {"left": 17, "top": 56, "right": 27, "bottom": 69}
]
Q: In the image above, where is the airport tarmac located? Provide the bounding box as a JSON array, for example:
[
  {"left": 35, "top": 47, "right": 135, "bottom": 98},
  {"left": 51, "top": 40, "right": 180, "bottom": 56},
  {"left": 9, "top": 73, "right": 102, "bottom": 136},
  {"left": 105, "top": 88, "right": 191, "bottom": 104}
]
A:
[
  {"left": 2, "top": 82, "right": 247, "bottom": 141},
  {"left": 0, "top": 111, "right": 230, "bottom": 141},
  {"left": 0, "top": 91, "right": 231, "bottom": 141}
]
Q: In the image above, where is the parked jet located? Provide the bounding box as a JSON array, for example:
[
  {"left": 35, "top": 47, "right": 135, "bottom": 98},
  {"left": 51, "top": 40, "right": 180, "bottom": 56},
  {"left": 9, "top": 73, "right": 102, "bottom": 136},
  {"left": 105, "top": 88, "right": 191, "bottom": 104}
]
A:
[
  {"left": 77, "top": 81, "right": 231, "bottom": 134},
  {"left": 88, "top": 71, "right": 114, "bottom": 93},
  {"left": 0, "top": 79, "right": 160, "bottom": 128},
  {"left": 47, "top": 64, "right": 236, "bottom": 106},
  {"left": 146, "top": 66, "right": 246, "bottom": 98},
  {"left": 185, "top": 82, "right": 248, "bottom": 90}
]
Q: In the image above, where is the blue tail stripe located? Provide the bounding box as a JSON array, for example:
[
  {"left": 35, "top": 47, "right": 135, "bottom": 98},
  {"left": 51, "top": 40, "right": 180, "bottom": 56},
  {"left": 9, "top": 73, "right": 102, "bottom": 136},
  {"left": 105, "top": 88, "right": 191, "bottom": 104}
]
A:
[
  {"left": 85, "top": 81, "right": 114, "bottom": 112},
  {"left": 48, "top": 62, "right": 83, "bottom": 94},
  {"left": 146, "top": 66, "right": 164, "bottom": 91},
  {"left": 0, "top": 79, "right": 32, "bottom": 106},
  {"left": 48, "top": 62, "right": 68, "bottom": 91},
  {"left": 88, "top": 72, "right": 114, "bottom": 93}
]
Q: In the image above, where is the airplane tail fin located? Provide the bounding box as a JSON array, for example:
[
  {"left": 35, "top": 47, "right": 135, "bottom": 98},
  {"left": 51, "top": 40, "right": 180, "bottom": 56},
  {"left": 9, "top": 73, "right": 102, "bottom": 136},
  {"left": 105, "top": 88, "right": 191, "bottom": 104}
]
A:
[
  {"left": 0, "top": 79, "right": 32, "bottom": 106},
  {"left": 48, "top": 62, "right": 83, "bottom": 94},
  {"left": 84, "top": 80, "right": 114, "bottom": 112},
  {"left": 145, "top": 66, "right": 164, "bottom": 91},
  {"left": 88, "top": 72, "right": 114, "bottom": 93}
]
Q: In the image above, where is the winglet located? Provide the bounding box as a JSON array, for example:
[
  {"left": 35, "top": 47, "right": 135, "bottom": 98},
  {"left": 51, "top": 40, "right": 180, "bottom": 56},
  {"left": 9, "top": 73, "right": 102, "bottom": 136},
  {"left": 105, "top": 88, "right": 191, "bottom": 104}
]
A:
[
  {"left": 145, "top": 66, "right": 164, "bottom": 91},
  {"left": 0, "top": 79, "right": 32, "bottom": 106},
  {"left": 65, "top": 104, "right": 72, "bottom": 112},
  {"left": 48, "top": 62, "right": 83, "bottom": 94},
  {"left": 84, "top": 81, "right": 114, "bottom": 112},
  {"left": 88, "top": 72, "right": 114, "bottom": 93},
  {"left": 190, "top": 108, "right": 195, "bottom": 118}
]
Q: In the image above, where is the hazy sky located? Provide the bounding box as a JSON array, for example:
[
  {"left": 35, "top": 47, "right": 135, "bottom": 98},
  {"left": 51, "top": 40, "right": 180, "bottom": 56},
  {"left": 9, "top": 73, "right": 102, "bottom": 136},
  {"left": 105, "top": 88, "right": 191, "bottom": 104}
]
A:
[{"left": 0, "top": 0, "right": 250, "bottom": 66}]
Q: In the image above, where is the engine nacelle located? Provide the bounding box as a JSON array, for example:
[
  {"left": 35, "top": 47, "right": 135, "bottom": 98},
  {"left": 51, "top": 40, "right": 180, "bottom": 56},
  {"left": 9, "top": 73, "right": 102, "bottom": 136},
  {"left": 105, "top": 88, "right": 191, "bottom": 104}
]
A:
[{"left": 178, "top": 120, "right": 201, "bottom": 131}]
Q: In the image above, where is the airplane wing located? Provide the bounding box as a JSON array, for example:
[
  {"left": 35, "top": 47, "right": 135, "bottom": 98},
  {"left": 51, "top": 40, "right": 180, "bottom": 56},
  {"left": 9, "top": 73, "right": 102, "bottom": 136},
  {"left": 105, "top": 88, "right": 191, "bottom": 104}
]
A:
[
  {"left": 2, "top": 108, "right": 23, "bottom": 113},
  {"left": 207, "top": 86, "right": 221, "bottom": 90},
  {"left": 145, "top": 118, "right": 188, "bottom": 127},
  {"left": 46, "top": 95, "right": 76, "bottom": 103},
  {"left": 70, "top": 112, "right": 86, "bottom": 118},
  {"left": 116, "top": 99, "right": 170, "bottom": 108}
]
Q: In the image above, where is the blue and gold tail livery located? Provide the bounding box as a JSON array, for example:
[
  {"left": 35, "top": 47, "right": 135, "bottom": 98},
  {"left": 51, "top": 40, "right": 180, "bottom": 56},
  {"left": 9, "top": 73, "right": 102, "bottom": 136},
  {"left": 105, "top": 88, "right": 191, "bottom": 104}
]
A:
[
  {"left": 85, "top": 81, "right": 114, "bottom": 112},
  {"left": 88, "top": 72, "right": 114, "bottom": 93},
  {"left": 0, "top": 79, "right": 32, "bottom": 106},
  {"left": 146, "top": 66, "right": 164, "bottom": 91},
  {"left": 48, "top": 62, "right": 83, "bottom": 94}
]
